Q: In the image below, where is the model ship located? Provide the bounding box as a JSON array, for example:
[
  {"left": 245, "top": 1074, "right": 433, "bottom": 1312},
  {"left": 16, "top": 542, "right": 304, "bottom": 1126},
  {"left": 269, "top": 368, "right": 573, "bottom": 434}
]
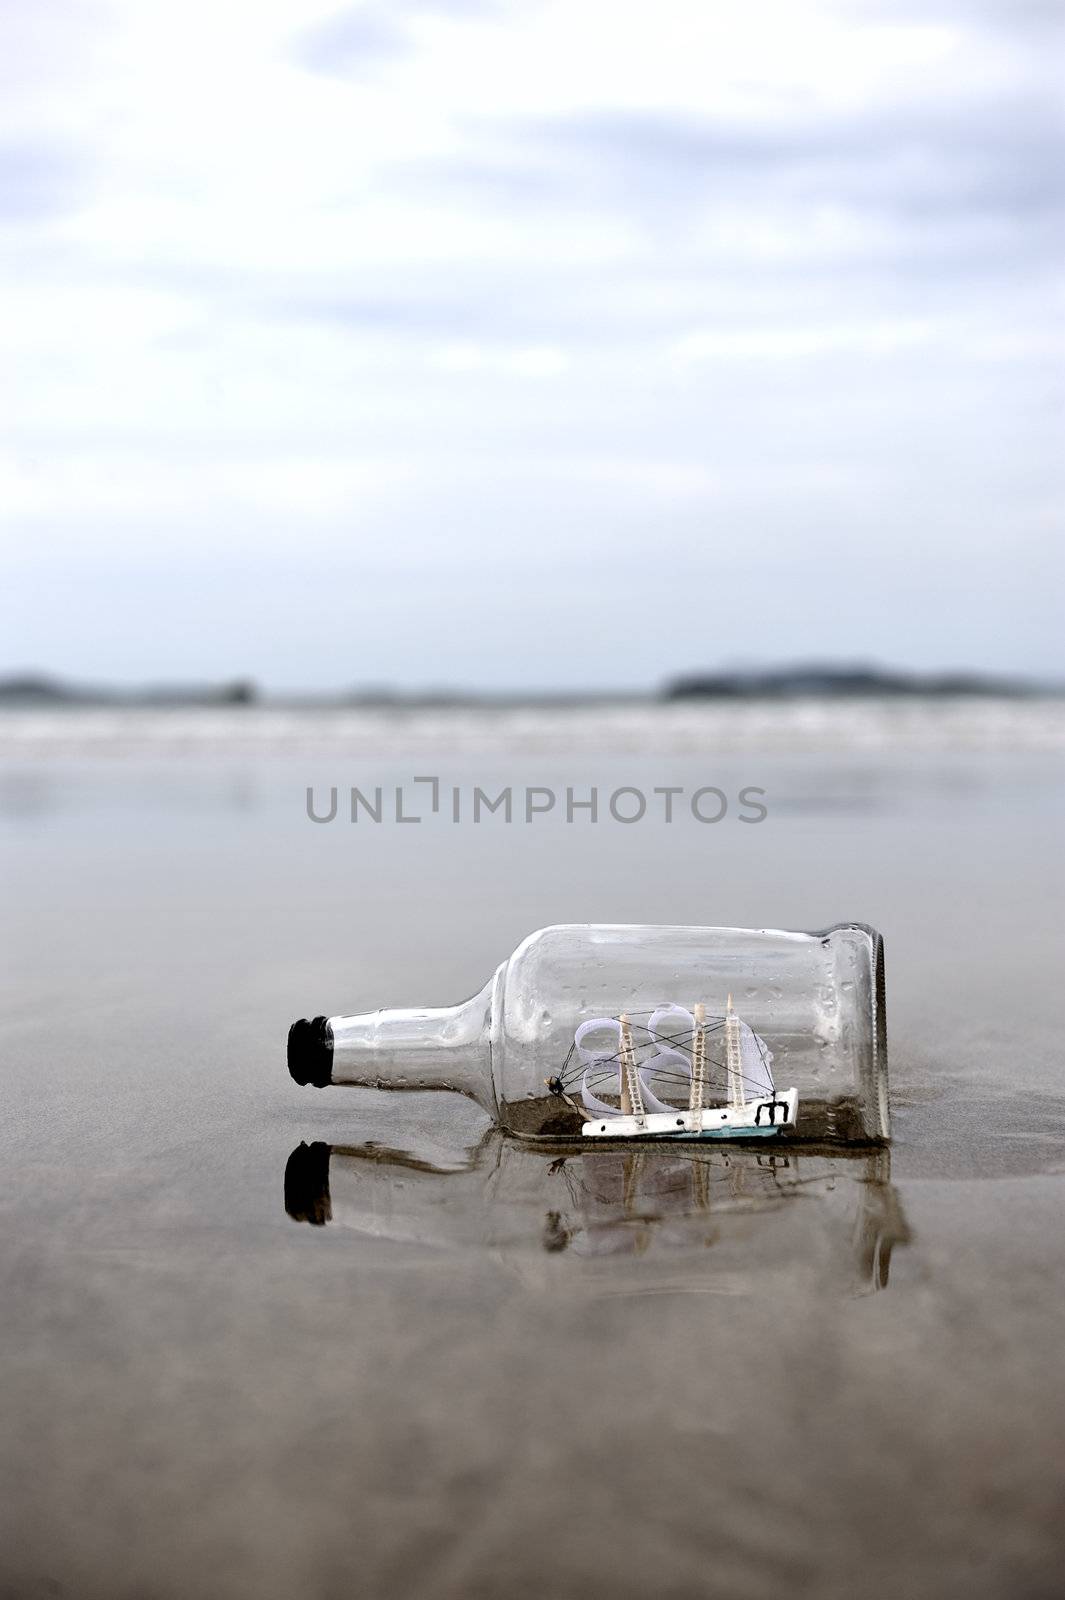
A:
[{"left": 548, "top": 996, "right": 797, "bottom": 1140}]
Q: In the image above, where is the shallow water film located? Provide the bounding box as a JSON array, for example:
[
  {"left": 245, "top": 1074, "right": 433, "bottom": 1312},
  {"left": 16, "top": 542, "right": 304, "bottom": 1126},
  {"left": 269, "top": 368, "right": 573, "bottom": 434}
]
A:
[{"left": 2, "top": 705, "right": 1064, "bottom": 1599}]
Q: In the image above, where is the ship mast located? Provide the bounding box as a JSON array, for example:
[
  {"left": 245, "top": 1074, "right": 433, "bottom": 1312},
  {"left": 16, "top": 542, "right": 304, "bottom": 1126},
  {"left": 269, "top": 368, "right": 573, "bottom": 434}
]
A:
[
  {"left": 725, "top": 994, "right": 745, "bottom": 1111},
  {"left": 618, "top": 1013, "right": 645, "bottom": 1128},
  {"left": 689, "top": 1001, "right": 706, "bottom": 1130}
]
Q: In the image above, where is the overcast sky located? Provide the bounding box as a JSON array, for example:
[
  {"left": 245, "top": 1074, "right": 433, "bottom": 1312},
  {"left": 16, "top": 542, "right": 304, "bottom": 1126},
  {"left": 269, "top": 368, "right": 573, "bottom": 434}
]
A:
[{"left": 1, "top": 0, "right": 1062, "bottom": 690}]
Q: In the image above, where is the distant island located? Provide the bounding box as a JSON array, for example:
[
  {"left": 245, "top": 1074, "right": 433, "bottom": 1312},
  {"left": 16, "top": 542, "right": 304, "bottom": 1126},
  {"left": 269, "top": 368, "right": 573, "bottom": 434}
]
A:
[
  {"left": 660, "top": 664, "right": 1052, "bottom": 700},
  {"left": 0, "top": 665, "right": 1059, "bottom": 707},
  {"left": 0, "top": 674, "right": 258, "bottom": 707}
]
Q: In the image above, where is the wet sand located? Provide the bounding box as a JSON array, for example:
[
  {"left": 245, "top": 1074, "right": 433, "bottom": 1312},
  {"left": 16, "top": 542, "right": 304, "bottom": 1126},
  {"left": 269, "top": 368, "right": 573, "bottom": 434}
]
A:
[{"left": 1, "top": 711, "right": 1064, "bottom": 1598}]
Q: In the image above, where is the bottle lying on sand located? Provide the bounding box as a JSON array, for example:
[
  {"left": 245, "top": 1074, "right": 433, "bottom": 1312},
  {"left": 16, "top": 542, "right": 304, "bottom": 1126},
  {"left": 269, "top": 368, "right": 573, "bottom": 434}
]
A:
[{"left": 288, "top": 923, "right": 888, "bottom": 1143}]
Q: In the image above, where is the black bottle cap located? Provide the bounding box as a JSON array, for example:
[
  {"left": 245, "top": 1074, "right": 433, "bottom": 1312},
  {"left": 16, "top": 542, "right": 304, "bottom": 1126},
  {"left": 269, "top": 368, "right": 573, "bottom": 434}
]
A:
[
  {"left": 284, "top": 1141, "right": 332, "bottom": 1225},
  {"left": 287, "top": 1015, "right": 334, "bottom": 1087}
]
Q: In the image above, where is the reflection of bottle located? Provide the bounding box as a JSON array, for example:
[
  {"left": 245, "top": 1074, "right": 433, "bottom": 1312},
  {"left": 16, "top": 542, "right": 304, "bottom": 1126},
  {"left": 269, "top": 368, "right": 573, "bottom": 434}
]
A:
[
  {"left": 284, "top": 1135, "right": 909, "bottom": 1295},
  {"left": 288, "top": 922, "right": 888, "bottom": 1142}
]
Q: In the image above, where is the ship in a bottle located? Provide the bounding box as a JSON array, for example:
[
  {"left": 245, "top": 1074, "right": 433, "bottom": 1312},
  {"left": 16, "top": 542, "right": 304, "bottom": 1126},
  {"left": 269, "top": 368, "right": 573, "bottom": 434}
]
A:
[{"left": 550, "top": 994, "right": 798, "bottom": 1140}]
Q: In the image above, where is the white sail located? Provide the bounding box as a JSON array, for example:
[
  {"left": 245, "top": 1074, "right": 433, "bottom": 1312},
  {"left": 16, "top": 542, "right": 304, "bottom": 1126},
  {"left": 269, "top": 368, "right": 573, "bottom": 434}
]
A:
[
  {"left": 643, "top": 1005, "right": 695, "bottom": 1114},
  {"left": 647, "top": 1005, "right": 695, "bottom": 1054},
  {"left": 574, "top": 1017, "right": 623, "bottom": 1115},
  {"left": 638, "top": 1048, "right": 690, "bottom": 1115},
  {"left": 739, "top": 1021, "right": 774, "bottom": 1099}
]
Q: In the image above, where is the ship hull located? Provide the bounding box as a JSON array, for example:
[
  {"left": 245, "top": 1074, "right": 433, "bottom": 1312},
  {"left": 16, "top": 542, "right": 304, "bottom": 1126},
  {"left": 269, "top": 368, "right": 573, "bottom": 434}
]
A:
[{"left": 581, "top": 1088, "right": 798, "bottom": 1141}]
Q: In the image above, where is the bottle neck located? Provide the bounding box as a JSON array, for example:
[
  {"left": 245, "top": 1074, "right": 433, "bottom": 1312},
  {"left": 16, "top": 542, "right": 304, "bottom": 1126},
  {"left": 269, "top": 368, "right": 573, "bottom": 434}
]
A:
[{"left": 328, "top": 979, "right": 496, "bottom": 1110}]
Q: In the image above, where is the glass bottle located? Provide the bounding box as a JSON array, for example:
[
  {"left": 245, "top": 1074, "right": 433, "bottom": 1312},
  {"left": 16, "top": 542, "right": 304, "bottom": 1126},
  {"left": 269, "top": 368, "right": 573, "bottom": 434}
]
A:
[{"left": 288, "top": 923, "right": 888, "bottom": 1143}]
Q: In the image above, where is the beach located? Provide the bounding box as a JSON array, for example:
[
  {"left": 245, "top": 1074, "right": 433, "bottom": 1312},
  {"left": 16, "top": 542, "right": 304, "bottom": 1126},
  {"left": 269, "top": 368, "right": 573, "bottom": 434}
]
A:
[{"left": 2, "top": 699, "right": 1064, "bottom": 1598}]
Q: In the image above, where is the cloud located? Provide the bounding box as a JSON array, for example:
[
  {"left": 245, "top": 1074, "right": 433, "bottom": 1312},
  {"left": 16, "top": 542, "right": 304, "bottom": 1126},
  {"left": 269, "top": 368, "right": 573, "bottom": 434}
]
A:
[
  {"left": 431, "top": 340, "right": 569, "bottom": 376},
  {"left": 851, "top": 0, "right": 1064, "bottom": 33},
  {"left": 417, "top": 93, "right": 1065, "bottom": 241},
  {"left": 293, "top": 7, "right": 410, "bottom": 75},
  {"left": 294, "top": 0, "right": 504, "bottom": 76},
  {"left": 0, "top": 139, "right": 85, "bottom": 220}
]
